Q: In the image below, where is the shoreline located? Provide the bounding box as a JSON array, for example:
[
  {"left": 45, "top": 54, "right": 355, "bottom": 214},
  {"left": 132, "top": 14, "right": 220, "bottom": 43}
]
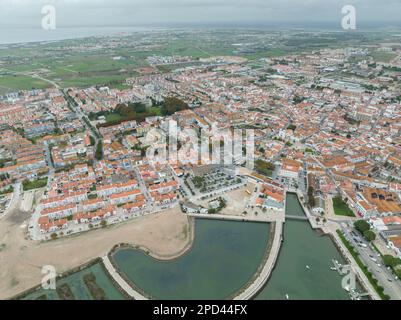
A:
[
  {"left": 108, "top": 216, "right": 195, "bottom": 263},
  {"left": 9, "top": 214, "right": 195, "bottom": 300}
]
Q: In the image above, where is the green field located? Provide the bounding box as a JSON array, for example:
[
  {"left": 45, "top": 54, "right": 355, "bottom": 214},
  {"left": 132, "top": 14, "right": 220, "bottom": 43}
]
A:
[
  {"left": 105, "top": 113, "right": 124, "bottom": 123},
  {"left": 0, "top": 75, "right": 51, "bottom": 94},
  {"left": 22, "top": 177, "right": 48, "bottom": 191},
  {"left": 332, "top": 197, "right": 355, "bottom": 217},
  {"left": 1, "top": 30, "right": 398, "bottom": 92},
  {"left": 370, "top": 50, "right": 397, "bottom": 63},
  {"left": 255, "top": 159, "right": 275, "bottom": 177}
]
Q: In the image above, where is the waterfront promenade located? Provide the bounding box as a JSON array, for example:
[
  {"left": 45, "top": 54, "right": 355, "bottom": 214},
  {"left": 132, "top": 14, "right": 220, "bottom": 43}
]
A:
[
  {"left": 234, "top": 220, "right": 283, "bottom": 300},
  {"left": 288, "top": 190, "right": 380, "bottom": 300},
  {"left": 186, "top": 212, "right": 283, "bottom": 223},
  {"left": 102, "top": 255, "right": 148, "bottom": 300}
]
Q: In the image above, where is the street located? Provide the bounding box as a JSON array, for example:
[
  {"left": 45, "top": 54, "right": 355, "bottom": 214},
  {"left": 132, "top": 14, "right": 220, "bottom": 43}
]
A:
[{"left": 342, "top": 226, "right": 401, "bottom": 300}]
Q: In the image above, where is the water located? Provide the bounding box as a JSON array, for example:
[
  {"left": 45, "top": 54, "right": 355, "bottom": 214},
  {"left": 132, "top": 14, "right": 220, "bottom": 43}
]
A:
[
  {"left": 112, "top": 219, "right": 270, "bottom": 300},
  {"left": 256, "top": 194, "right": 349, "bottom": 300},
  {"left": 285, "top": 192, "right": 307, "bottom": 217},
  {"left": 20, "top": 193, "right": 351, "bottom": 300},
  {"left": 0, "top": 27, "right": 156, "bottom": 45},
  {"left": 22, "top": 263, "right": 125, "bottom": 300}
]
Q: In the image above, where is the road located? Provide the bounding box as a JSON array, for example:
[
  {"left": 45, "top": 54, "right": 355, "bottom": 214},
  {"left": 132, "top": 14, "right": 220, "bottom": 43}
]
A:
[
  {"left": 0, "top": 182, "right": 21, "bottom": 220},
  {"left": 43, "top": 141, "right": 55, "bottom": 175},
  {"left": 342, "top": 226, "right": 401, "bottom": 300}
]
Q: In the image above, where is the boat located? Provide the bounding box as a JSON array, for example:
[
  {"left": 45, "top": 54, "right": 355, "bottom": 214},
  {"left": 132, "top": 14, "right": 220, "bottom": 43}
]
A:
[
  {"left": 330, "top": 267, "right": 337, "bottom": 271},
  {"left": 306, "top": 265, "right": 310, "bottom": 270},
  {"left": 285, "top": 294, "right": 289, "bottom": 300}
]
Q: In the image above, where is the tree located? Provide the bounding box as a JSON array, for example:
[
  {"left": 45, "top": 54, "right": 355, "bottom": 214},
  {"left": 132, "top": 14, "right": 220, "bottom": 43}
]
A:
[
  {"left": 50, "top": 233, "right": 58, "bottom": 240},
  {"left": 100, "top": 220, "right": 107, "bottom": 228},
  {"left": 160, "top": 97, "right": 189, "bottom": 116},
  {"left": 288, "top": 124, "right": 297, "bottom": 131},
  {"left": 363, "top": 230, "right": 376, "bottom": 242},
  {"left": 383, "top": 255, "right": 401, "bottom": 268},
  {"left": 354, "top": 220, "right": 370, "bottom": 234},
  {"left": 95, "top": 140, "right": 103, "bottom": 160},
  {"left": 89, "top": 135, "right": 96, "bottom": 146},
  {"left": 308, "top": 186, "right": 316, "bottom": 207}
]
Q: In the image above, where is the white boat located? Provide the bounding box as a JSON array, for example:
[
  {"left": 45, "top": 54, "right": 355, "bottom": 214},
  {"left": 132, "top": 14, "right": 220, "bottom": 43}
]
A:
[
  {"left": 306, "top": 265, "right": 310, "bottom": 270},
  {"left": 285, "top": 294, "right": 289, "bottom": 300},
  {"left": 330, "top": 267, "right": 337, "bottom": 271}
]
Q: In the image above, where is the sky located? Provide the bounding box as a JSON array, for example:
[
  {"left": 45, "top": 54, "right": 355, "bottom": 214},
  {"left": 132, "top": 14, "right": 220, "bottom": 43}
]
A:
[{"left": 0, "top": 0, "right": 400, "bottom": 28}]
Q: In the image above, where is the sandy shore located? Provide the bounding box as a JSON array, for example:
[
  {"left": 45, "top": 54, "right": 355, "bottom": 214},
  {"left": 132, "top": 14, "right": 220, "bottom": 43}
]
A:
[{"left": 0, "top": 206, "right": 191, "bottom": 299}]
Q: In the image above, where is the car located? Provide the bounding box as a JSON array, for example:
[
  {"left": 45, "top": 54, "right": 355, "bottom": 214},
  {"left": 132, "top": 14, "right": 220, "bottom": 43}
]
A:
[
  {"left": 377, "top": 264, "right": 381, "bottom": 268},
  {"left": 388, "top": 279, "right": 393, "bottom": 282}
]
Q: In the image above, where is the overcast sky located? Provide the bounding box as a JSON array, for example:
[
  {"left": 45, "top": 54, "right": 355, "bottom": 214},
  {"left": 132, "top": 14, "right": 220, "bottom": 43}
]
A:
[{"left": 0, "top": 0, "right": 400, "bottom": 28}]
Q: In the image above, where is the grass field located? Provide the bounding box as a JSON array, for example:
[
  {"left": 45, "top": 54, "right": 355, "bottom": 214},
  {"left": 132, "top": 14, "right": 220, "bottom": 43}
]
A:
[
  {"left": 255, "top": 159, "right": 274, "bottom": 177},
  {"left": 148, "top": 107, "right": 162, "bottom": 116},
  {"left": 332, "top": 196, "right": 355, "bottom": 217},
  {"left": 0, "top": 75, "right": 51, "bottom": 94},
  {"left": 105, "top": 113, "right": 124, "bottom": 123},
  {"left": 22, "top": 177, "right": 48, "bottom": 191},
  {"left": 370, "top": 50, "right": 397, "bottom": 63}
]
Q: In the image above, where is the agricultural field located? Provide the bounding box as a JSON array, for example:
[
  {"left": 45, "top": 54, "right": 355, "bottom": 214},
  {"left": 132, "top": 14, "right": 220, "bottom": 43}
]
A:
[
  {"left": 370, "top": 50, "right": 397, "bottom": 63},
  {"left": 0, "top": 74, "right": 51, "bottom": 94}
]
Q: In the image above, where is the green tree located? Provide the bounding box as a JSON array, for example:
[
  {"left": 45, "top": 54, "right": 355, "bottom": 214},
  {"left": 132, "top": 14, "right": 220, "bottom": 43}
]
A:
[
  {"left": 308, "top": 186, "right": 316, "bottom": 207},
  {"left": 89, "top": 135, "right": 96, "bottom": 146},
  {"left": 363, "top": 230, "right": 376, "bottom": 242},
  {"left": 383, "top": 255, "right": 401, "bottom": 268},
  {"left": 160, "top": 97, "right": 189, "bottom": 116},
  {"left": 354, "top": 220, "right": 370, "bottom": 234},
  {"left": 95, "top": 140, "right": 103, "bottom": 160},
  {"left": 288, "top": 124, "right": 297, "bottom": 131}
]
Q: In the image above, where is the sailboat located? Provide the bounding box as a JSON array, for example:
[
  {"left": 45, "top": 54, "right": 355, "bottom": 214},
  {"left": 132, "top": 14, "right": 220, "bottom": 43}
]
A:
[{"left": 285, "top": 294, "right": 290, "bottom": 300}]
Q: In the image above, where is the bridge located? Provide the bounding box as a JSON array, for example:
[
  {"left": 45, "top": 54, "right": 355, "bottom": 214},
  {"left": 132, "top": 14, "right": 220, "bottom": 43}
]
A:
[{"left": 286, "top": 215, "right": 308, "bottom": 221}]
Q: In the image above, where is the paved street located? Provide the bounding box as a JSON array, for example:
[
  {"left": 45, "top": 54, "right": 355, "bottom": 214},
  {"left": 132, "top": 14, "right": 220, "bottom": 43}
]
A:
[{"left": 342, "top": 226, "right": 401, "bottom": 300}]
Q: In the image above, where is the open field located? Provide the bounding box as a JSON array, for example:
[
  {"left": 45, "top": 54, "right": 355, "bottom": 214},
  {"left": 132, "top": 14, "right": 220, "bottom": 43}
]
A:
[
  {"left": 370, "top": 50, "right": 397, "bottom": 63},
  {"left": 0, "top": 75, "right": 51, "bottom": 94},
  {"left": 0, "top": 30, "right": 374, "bottom": 91}
]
